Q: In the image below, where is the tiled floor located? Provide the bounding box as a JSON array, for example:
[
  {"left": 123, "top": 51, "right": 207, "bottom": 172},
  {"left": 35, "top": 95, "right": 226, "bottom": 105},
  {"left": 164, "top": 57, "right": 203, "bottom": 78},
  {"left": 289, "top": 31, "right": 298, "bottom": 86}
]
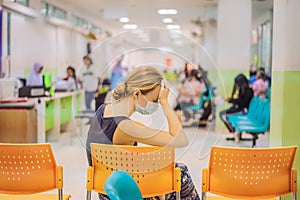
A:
[{"left": 48, "top": 120, "right": 270, "bottom": 200}]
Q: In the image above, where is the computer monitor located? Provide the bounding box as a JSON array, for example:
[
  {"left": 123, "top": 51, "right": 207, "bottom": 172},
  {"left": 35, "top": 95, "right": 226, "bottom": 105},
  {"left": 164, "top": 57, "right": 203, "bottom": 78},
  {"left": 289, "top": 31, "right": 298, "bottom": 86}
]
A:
[{"left": 43, "top": 74, "right": 52, "bottom": 89}]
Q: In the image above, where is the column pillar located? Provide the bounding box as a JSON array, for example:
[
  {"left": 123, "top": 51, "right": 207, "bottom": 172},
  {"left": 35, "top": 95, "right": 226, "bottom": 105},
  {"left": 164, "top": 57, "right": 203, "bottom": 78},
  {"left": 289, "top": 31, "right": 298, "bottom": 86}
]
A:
[
  {"left": 216, "top": 0, "right": 251, "bottom": 128},
  {"left": 270, "top": 0, "right": 300, "bottom": 198}
]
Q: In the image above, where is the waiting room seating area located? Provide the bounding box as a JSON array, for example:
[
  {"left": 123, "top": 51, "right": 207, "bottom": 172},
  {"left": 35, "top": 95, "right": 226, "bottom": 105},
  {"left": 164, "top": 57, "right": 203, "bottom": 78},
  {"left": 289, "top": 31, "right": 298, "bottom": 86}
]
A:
[
  {"left": 202, "top": 146, "right": 297, "bottom": 200},
  {"left": 0, "top": 143, "right": 297, "bottom": 200},
  {"left": 0, "top": 143, "right": 71, "bottom": 200},
  {"left": 227, "top": 96, "right": 271, "bottom": 147}
]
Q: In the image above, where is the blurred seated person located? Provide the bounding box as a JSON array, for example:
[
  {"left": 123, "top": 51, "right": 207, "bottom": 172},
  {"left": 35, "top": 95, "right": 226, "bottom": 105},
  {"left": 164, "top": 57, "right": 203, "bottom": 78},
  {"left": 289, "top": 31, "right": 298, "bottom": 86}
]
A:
[
  {"left": 27, "top": 62, "right": 43, "bottom": 86},
  {"left": 63, "top": 66, "right": 78, "bottom": 90},
  {"left": 175, "top": 69, "right": 205, "bottom": 126},
  {"left": 258, "top": 67, "right": 271, "bottom": 87},
  {"left": 198, "top": 90, "right": 212, "bottom": 127},
  {"left": 197, "top": 65, "right": 213, "bottom": 127},
  {"left": 249, "top": 64, "right": 257, "bottom": 85},
  {"left": 179, "top": 63, "right": 191, "bottom": 83},
  {"left": 219, "top": 74, "right": 253, "bottom": 132},
  {"left": 252, "top": 70, "right": 269, "bottom": 97}
]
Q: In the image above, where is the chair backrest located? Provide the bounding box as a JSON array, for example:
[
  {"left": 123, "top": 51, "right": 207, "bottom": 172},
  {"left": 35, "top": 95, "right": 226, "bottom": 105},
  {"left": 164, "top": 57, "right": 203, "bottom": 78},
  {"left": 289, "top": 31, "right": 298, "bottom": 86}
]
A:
[
  {"left": 255, "top": 98, "right": 269, "bottom": 123},
  {"left": 196, "top": 88, "right": 207, "bottom": 109},
  {"left": 0, "top": 143, "right": 58, "bottom": 194},
  {"left": 90, "top": 143, "right": 178, "bottom": 198},
  {"left": 208, "top": 85, "right": 216, "bottom": 99},
  {"left": 266, "top": 87, "right": 271, "bottom": 100},
  {"left": 246, "top": 96, "right": 260, "bottom": 118},
  {"left": 258, "top": 100, "right": 270, "bottom": 129},
  {"left": 250, "top": 97, "right": 266, "bottom": 120},
  {"left": 104, "top": 170, "right": 143, "bottom": 200},
  {"left": 205, "top": 146, "right": 297, "bottom": 199}
]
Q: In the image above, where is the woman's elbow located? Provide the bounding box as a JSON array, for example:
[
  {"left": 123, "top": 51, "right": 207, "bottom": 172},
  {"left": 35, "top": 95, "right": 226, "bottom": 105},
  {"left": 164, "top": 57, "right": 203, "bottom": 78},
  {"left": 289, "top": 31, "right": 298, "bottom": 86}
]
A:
[
  {"left": 173, "top": 134, "right": 189, "bottom": 148},
  {"left": 178, "top": 138, "right": 189, "bottom": 147}
]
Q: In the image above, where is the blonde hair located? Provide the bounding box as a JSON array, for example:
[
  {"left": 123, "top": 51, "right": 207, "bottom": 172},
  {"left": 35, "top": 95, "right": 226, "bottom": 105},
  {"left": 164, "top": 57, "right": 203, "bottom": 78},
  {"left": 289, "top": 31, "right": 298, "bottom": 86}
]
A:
[{"left": 112, "top": 66, "right": 164, "bottom": 101}]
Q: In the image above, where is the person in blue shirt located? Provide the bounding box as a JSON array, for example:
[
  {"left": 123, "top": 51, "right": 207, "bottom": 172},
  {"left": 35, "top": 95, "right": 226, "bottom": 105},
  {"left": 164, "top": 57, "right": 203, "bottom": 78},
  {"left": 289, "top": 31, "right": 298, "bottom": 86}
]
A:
[{"left": 110, "top": 57, "right": 126, "bottom": 91}]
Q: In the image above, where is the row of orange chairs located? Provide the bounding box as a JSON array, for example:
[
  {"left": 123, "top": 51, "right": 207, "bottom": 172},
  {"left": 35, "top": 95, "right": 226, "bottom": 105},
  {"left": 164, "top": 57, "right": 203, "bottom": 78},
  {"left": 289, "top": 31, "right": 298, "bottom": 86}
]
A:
[{"left": 0, "top": 143, "right": 298, "bottom": 200}]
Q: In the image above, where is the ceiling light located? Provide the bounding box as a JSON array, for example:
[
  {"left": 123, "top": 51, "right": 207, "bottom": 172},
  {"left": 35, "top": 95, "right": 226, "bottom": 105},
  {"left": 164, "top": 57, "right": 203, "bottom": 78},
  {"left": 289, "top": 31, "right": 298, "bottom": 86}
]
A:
[
  {"left": 122, "top": 24, "right": 137, "bottom": 30},
  {"left": 166, "top": 24, "right": 180, "bottom": 30},
  {"left": 158, "top": 9, "right": 177, "bottom": 15},
  {"left": 163, "top": 18, "right": 173, "bottom": 23},
  {"left": 119, "top": 17, "right": 129, "bottom": 23}
]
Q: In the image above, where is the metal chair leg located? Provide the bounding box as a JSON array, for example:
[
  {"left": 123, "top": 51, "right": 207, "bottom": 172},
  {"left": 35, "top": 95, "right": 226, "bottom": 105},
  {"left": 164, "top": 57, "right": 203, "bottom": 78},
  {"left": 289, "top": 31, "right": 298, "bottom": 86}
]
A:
[
  {"left": 293, "top": 192, "right": 297, "bottom": 200},
  {"left": 176, "top": 192, "right": 180, "bottom": 200},
  {"left": 58, "top": 189, "right": 63, "bottom": 200},
  {"left": 202, "top": 192, "right": 206, "bottom": 200},
  {"left": 87, "top": 190, "right": 92, "bottom": 200}
]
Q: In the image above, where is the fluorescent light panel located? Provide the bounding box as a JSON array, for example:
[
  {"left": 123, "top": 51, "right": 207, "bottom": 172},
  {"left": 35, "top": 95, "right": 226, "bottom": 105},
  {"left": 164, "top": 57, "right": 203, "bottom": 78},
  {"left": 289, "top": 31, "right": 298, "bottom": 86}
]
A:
[
  {"left": 119, "top": 17, "right": 129, "bottom": 23},
  {"left": 123, "top": 24, "right": 137, "bottom": 30},
  {"left": 163, "top": 18, "right": 173, "bottom": 23},
  {"left": 166, "top": 24, "right": 180, "bottom": 30},
  {"left": 158, "top": 9, "right": 177, "bottom": 15}
]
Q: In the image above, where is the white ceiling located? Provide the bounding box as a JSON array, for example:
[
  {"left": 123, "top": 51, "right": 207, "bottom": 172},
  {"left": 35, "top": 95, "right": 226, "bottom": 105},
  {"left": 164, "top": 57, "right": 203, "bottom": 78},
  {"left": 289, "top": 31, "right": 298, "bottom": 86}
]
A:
[
  {"left": 59, "top": 0, "right": 272, "bottom": 35},
  {"left": 54, "top": 0, "right": 273, "bottom": 69},
  {"left": 59, "top": 0, "right": 219, "bottom": 34}
]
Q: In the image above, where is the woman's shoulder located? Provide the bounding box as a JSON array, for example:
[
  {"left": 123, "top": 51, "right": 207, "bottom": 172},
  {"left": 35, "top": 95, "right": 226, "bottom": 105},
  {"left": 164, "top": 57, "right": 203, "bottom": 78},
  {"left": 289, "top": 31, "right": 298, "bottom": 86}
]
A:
[{"left": 97, "top": 104, "right": 130, "bottom": 121}]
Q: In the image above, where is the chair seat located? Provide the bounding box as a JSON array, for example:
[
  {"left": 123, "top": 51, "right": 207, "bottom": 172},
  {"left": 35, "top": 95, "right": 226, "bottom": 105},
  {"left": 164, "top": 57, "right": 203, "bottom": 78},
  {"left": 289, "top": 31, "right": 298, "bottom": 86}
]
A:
[
  {"left": 235, "top": 124, "right": 268, "bottom": 133},
  {"left": 231, "top": 120, "right": 255, "bottom": 126},
  {"left": 0, "top": 194, "right": 71, "bottom": 200},
  {"left": 206, "top": 196, "right": 275, "bottom": 200}
]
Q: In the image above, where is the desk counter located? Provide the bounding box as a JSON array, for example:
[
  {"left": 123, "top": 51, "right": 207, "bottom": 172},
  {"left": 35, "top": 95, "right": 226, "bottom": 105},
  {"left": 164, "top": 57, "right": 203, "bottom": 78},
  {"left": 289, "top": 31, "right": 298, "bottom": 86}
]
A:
[{"left": 28, "top": 90, "right": 84, "bottom": 142}]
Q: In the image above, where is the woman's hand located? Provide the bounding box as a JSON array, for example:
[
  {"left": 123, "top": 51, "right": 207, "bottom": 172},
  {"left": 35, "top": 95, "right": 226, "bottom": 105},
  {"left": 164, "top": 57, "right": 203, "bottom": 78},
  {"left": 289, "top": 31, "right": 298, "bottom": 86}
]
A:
[{"left": 159, "top": 82, "right": 169, "bottom": 105}]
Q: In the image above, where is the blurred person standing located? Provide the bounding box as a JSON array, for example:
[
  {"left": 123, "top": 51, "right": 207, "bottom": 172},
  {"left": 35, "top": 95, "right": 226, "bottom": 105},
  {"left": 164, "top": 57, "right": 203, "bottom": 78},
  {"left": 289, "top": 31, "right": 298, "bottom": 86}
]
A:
[
  {"left": 79, "top": 56, "right": 101, "bottom": 110},
  {"left": 110, "top": 57, "right": 126, "bottom": 91}
]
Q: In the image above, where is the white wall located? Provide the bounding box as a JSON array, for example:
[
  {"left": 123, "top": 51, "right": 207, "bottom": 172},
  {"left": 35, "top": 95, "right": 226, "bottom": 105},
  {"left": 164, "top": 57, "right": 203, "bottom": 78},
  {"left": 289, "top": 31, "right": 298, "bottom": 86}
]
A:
[
  {"left": 1, "top": 10, "right": 89, "bottom": 79},
  {"left": 201, "top": 25, "right": 217, "bottom": 69},
  {"left": 217, "top": 0, "right": 252, "bottom": 70},
  {"left": 1, "top": 0, "right": 115, "bottom": 80},
  {"left": 11, "top": 15, "right": 57, "bottom": 77}
]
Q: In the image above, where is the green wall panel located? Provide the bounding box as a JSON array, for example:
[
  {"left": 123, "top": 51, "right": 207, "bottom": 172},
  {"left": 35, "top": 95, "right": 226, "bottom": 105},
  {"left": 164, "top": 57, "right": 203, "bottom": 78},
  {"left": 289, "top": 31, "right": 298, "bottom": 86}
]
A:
[
  {"left": 270, "top": 70, "right": 300, "bottom": 200},
  {"left": 60, "top": 96, "right": 72, "bottom": 125},
  {"left": 45, "top": 100, "right": 54, "bottom": 131},
  {"left": 76, "top": 94, "right": 82, "bottom": 114}
]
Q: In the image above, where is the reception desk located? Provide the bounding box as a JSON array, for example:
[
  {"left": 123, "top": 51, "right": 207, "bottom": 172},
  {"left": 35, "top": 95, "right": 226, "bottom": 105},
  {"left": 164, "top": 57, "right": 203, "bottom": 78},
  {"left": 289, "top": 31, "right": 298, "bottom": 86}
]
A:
[
  {"left": 0, "top": 90, "right": 84, "bottom": 143},
  {"left": 30, "top": 90, "right": 84, "bottom": 142},
  {"left": 0, "top": 102, "right": 37, "bottom": 143}
]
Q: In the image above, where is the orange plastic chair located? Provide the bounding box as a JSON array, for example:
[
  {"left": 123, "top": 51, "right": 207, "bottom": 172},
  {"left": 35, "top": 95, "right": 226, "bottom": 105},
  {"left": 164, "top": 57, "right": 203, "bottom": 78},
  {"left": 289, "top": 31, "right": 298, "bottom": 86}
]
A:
[
  {"left": 86, "top": 143, "right": 181, "bottom": 200},
  {"left": 202, "top": 146, "right": 297, "bottom": 200},
  {"left": 0, "top": 143, "right": 71, "bottom": 200}
]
